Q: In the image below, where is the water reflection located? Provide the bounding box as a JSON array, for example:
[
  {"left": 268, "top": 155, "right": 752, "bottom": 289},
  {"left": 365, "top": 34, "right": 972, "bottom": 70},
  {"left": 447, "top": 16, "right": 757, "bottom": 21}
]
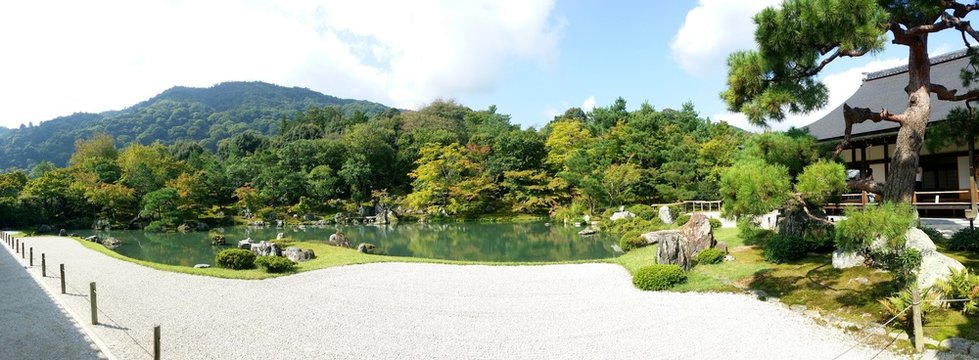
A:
[{"left": 78, "top": 223, "right": 618, "bottom": 266}]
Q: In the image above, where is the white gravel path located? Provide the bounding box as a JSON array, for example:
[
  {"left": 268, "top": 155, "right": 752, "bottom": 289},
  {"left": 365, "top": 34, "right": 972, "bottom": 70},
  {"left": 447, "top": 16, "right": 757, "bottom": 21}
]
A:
[
  {"left": 0, "top": 234, "right": 104, "bottom": 360},
  {"left": 5, "top": 235, "right": 903, "bottom": 360}
]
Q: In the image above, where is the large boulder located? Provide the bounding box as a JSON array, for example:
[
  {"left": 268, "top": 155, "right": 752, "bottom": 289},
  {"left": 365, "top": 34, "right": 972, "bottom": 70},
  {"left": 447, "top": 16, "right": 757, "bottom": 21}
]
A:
[
  {"left": 657, "top": 234, "right": 691, "bottom": 271},
  {"left": 641, "top": 230, "right": 681, "bottom": 246},
  {"left": 832, "top": 250, "right": 865, "bottom": 269},
  {"left": 610, "top": 210, "right": 636, "bottom": 221},
  {"left": 658, "top": 206, "right": 673, "bottom": 224},
  {"left": 237, "top": 239, "right": 252, "bottom": 250},
  {"left": 681, "top": 213, "right": 716, "bottom": 255},
  {"left": 284, "top": 246, "right": 315, "bottom": 262},
  {"left": 906, "top": 227, "right": 964, "bottom": 288}
]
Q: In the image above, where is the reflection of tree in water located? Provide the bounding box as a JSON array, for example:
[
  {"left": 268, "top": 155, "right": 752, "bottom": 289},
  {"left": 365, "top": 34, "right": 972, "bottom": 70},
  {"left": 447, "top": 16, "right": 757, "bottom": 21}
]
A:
[{"left": 82, "top": 223, "right": 618, "bottom": 264}]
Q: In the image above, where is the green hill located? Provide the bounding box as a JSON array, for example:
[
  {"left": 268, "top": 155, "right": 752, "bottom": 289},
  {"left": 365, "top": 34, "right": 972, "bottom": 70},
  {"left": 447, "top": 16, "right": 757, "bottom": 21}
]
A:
[{"left": 0, "top": 81, "right": 390, "bottom": 170}]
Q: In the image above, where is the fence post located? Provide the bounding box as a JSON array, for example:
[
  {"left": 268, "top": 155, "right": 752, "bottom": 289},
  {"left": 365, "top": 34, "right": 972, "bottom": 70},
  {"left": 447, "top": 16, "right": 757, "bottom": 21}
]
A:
[
  {"left": 15, "top": 239, "right": 19, "bottom": 253},
  {"left": 59, "top": 264, "right": 66, "bottom": 294},
  {"left": 913, "top": 286, "right": 924, "bottom": 353},
  {"left": 41, "top": 254, "right": 46, "bottom": 277},
  {"left": 20, "top": 243, "right": 24, "bottom": 259},
  {"left": 90, "top": 282, "right": 98, "bottom": 325},
  {"left": 29, "top": 247, "right": 33, "bottom": 266},
  {"left": 154, "top": 325, "right": 161, "bottom": 360}
]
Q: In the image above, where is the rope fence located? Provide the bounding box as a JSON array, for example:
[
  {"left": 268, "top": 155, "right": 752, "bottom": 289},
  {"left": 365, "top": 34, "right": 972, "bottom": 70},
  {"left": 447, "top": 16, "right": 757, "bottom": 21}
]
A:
[{"left": 1, "top": 231, "right": 160, "bottom": 359}]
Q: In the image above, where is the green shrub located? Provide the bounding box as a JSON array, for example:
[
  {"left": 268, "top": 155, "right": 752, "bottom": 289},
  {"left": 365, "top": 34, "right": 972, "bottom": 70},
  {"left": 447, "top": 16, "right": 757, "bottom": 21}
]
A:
[
  {"left": 763, "top": 234, "right": 808, "bottom": 263},
  {"left": 619, "top": 231, "right": 647, "bottom": 251},
  {"left": 632, "top": 264, "right": 687, "bottom": 290},
  {"left": 255, "top": 256, "right": 296, "bottom": 273},
  {"left": 937, "top": 268, "right": 979, "bottom": 313},
  {"left": 949, "top": 227, "right": 979, "bottom": 251},
  {"left": 674, "top": 214, "right": 691, "bottom": 226},
  {"left": 796, "top": 160, "right": 847, "bottom": 205},
  {"left": 835, "top": 202, "right": 915, "bottom": 252},
  {"left": 628, "top": 204, "right": 657, "bottom": 221},
  {"left": 880, "top": 286, "right": 938, "bottom": 326},
  {"left": 708, "top": 218, "right": 722, "bottom": 229},
  {"left": 605, "top": 217, "right": 665, "bottom": 236},
  {"left": 552, "top": 201, "right": 588, "bottom": 223},
  {"left": 215, "top": 248, "right": 256, "bottom": 270},
  {"left": 696, "top": 248, "right": 725, "bottom": 265},
  {"left": 919, "top": 227, "right": 946, "bottom": 245}
]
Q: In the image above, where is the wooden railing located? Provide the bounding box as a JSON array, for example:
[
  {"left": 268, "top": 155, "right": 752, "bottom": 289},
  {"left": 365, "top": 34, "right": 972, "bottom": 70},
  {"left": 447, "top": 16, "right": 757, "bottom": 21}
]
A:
[{"left": 826, "top": 189, "right": 978, "bottom": 210}]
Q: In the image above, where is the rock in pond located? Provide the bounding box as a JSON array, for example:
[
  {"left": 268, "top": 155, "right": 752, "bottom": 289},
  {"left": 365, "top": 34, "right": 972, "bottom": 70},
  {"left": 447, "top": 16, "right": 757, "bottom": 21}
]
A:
[
  {"left": 578, "top": 228, "right": 597, "bottom": 236},
  {"left": 358, "top": 242, "right": 379, "bottom": 254},
  {"left": 85, "top": 235, "right": 100, "bottom": 243}
]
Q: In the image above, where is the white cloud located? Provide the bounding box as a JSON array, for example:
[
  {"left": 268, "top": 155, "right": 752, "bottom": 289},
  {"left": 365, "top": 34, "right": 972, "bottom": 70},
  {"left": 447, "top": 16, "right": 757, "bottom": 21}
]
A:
[
  {"left": 670, "top": 0, "right": 780, "bottom": 75},
  {"left": 581, "top": 96, "right": 596, "bottom": 112},
  {"left": 0, "top": 0, "right": 563, "bottom": 128}
]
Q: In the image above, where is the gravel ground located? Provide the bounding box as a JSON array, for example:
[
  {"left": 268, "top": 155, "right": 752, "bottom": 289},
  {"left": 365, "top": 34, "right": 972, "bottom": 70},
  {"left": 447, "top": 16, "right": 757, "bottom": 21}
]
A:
[
  {"left": 0, "top": 234, "right": 105, "bottom": 360},
  {"left": 8, "top": 235, "right": 901, "bottom": 360}
]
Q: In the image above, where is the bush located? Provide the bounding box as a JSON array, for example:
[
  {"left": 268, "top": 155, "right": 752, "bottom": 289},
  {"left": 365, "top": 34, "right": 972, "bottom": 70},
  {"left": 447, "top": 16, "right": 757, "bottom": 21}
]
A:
[
  {"left": 835, "top": 202, "right": 915, "bottom": 252},
  {"left": 919, "top": 226, "right": 946, "bottom": 245},
  {"left": 619, "top": 231, "right": 647, "bottom": 251},
  {"left": 949, "top": 227, "right": 979, "bottom": 251},
  {"left": 708, "top": 218, "right": 722, "bottom": 229},
  {"left": 674, "top": 214, "right": 691, "bottom": 226},
  {"left": 738, "top": 218, "right": 773, "bottom": 245},
  {"left": 696, "top": 248, "right": 725, "bottom": 265},
  {"left": 628, "top": 204, "right": 657, "bottom": 221},
  {"left": 552, "top": 201, "right": 588, "bottom": 224},
  {"left": 937, "top": 268, "right": 979, "bottom": 313},
  {"left": 763, "top": 234, "right": 808, "bottom": 263},
  {"left": 215, "top": 248, "right": 256, "bottom": 270},
  {"left": 255, "top": 256, "right": 296, "bottom": 273},
  {"left": 632, "top": 264, "right": 687, "bottom": 291}
]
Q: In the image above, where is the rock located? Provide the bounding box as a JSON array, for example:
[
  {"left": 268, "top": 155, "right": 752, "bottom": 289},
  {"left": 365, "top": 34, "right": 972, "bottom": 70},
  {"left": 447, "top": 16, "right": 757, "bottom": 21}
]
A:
[
  {"left": 103, "top": 237, "right": 122, "bottom": 248},
  {"left": 681, "top": 213, "right": 716, "bottom": 256},
  {"left": 713, "top": 241, "right": 728, "bottom": 254},
  {"left": 832, "top": 250, "right": 865, "bottom": 269},
  {"left": 276, "top": 220, "right": 284, "bottom": 227},
  {"left": 284, "top": 247, "right": 315, "bottom": 262},
  {"left": 919, "top": 252, "right": 965, "bottom": 289},
  {"left": 276, "top": 232, "right": 285, "bottom": 240},
  {"left": 37, "top": 224, "right": 54, "bottom": 234},
  {"left": 657, "top": 231, "right": 691, "bottom": 271},
  {"left": 211, "top": 235, "right": 226, "bottom": 246},
  {"left": 658, "top": 206, "right": 673, "bottom": 224},
  {"left": 58, "top": 229, "right": 67, "bottom": 236},
  {"left": 578, "top": 228, "right": 597, "bottom": 236},
  {"left": 723, "top": 255, "right": 735, "bottom": 262},
  {"left": 357, "top": 242, "right": 378, "bottom": 254},
  {"left": 84, "top": 235, "right": 100, "bottom": 243},
  {"left": 789, "top": 304, "right": 807, "bottom": 313},
  {"left": 640, "top": 230, "right": 681, "bottom": 246},
  {"left": 941, "top": 337, "right": 975, "bottom": 355},
  {"left": 270, "top": 243, "right": 282, "bottom": 257},
  {"left": 609, "top": 210, "right": 636, "bottom": 221},
  {"left": 237, "top": 239, "right": 252, "bottom": 250},
  {"left": 906, "top": 228, "right": 937, "bottom": 254},
  {"left": 329, "top": 232, "right": 351, "bottom": 248},
  {"left": 849, "top": 276, "right": 870, "bottom": 286},
  {"left": 193, "top": 264, "right": 210, "bottom": 269}
]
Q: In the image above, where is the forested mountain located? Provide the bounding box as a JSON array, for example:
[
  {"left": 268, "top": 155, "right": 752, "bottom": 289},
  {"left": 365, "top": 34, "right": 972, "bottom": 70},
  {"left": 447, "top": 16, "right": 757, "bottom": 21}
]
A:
[{"left": 0, "top": 82, "right": 390, "bottom": 170}]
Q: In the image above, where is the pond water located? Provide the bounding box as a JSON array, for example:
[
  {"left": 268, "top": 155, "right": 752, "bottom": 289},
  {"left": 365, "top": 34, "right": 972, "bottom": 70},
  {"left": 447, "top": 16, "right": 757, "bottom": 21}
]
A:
[{"left": 77, "top": 223, "right": 619, "bottom": 267}]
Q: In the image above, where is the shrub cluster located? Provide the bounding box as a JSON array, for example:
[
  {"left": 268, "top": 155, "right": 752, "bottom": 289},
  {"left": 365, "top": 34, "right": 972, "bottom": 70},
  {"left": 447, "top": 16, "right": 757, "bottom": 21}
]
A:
[
  {"left": 216, "top": 248, "right": 256, "bottom": 270},
  {"left": 948, "top": 227, "right": 979, "bottom": 252},
  {"left": 632, "top": 264, "right": 687, "bottom": 291},
  {"left": 674, "top": 214, "right": 691, "bottom": 226},
  {"left": 737, "top": 219, "right": 773, "bottom": 245},
  {"left": 763, "top": 234, "right": 809, "bottom": 263},
  {"left": 919, "top": 226, "right": 946, "bottom": 245},
  {"left": 619, "top": 231, "right": 648, "bottom": 251},
  {"left": 255, "top": 256, "right": 296, "bottom": 273},
  {"left": 696, "top": 248, "right": 725, "bottom": 265},
  {"left": 628, "top": 204, "right": 657, "bottom": 221},
  {"left": 708, "top": 218, "right": 722, "bottom": 229}
]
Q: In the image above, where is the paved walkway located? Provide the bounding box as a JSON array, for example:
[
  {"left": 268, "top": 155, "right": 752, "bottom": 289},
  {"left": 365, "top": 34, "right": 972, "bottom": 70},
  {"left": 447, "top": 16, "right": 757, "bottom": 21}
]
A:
[
  {"left": 9, "top": 235, "right": 900, "bottom": 359},
  {"left": 0, "top": 234, "right": 104, "bottom": 359}
]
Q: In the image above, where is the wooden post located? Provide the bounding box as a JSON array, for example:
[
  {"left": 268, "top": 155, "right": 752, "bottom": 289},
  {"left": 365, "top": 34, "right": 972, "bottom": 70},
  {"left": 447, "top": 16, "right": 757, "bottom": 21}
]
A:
[
  {"left": 29, "top": 247, "right": 33, "bottom": 266},
  {"left": 154, "top": 325, "right": 161, "bottom": 360},
  {"left": 59, "top": 264, "right": 65, "bottom": 294},
  {"left": 41, "top": 254, "right": 46, "bottom": 277},
  {"left": 15, "top": 239, "right": 19, "bottom": 253},
  {"left": 913, "top": 286, "right": 924, "bottom": 353},
  {"left": 20, "top": 243, "right": 24, "bottom": 259},
  {"left": 90, "top": 282, "right": 98, "bottom": 325}
]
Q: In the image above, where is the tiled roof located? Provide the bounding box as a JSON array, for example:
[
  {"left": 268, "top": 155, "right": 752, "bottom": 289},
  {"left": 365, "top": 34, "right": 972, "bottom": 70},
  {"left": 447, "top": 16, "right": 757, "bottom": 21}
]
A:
[{"left": 803, "top": 47, "right": 976, "bottom": 141}]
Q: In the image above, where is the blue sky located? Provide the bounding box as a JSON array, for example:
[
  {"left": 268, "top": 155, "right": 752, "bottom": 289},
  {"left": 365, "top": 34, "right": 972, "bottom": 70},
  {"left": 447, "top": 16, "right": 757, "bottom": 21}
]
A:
[{"left": 0, "top": 1, "right": 973, "bottom": 131}]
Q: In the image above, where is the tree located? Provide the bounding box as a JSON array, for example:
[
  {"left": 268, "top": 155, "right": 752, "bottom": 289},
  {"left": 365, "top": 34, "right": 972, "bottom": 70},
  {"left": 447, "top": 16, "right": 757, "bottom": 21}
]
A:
[
  {"left": 405, "top": 143, "right": 495, "bottom": 216},
  {"left": 69, "top": 133, "right": 117, "bottom": 166},
  {"left": 140, "top": 187, "right": 182, "bottom": 228},
  {"left": 723, "top": 0, "right": 979, "bottom": 202},
  {"left": 501, "top": 169, "right": 566, "bottom": 213},
  {"left": 600, "top": 163, "right": 642, "bottom": 207}
]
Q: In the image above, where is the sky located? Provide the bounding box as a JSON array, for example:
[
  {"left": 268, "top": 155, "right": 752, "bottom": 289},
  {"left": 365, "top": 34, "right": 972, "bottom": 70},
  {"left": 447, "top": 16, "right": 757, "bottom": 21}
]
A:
[{"left": 0, "top": 0, "right": 973, "bottom": 131}]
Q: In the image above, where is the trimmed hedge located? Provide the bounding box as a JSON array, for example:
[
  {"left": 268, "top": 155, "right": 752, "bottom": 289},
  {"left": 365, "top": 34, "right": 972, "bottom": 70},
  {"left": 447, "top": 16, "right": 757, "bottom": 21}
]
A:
[
  {"left": 633, "top": 264, "right": 687, "bottom": 291},
  {"left": 763, "top": 234, "right": 808, "bottom": 263},
  {"left": 619, "top": 231, "right": 648, "bottom": 251},
  {"left": 696, "top": 248, "right": 725, "bottom": 265},
  {"left": 674, "top": 214, "right": 691, "bottom": 226},
  {"left": 255, "top": 256, "right": 296, "bottom": 273},
  {"left": 216, "top": 248, "right": 256, "bottom": 270},
  {"left": 949, "top": 227, "right": 979, "bottom": 251},
  {"left": 919, "top": 227, "right": 946, "bottom": 245},
  {"left": 708, "top": 218, "right": 722, "bottom": 229}
]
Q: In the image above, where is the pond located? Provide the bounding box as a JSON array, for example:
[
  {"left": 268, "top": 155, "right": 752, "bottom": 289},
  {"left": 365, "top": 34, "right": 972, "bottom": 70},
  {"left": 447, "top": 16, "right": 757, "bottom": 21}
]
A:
[{"left": 77, "top": 223, "right": 619, "bottom": 267}]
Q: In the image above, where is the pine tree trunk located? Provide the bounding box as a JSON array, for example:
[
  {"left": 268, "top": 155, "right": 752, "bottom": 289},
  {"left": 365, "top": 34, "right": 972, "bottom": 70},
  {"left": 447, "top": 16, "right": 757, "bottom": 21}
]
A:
[{"left": 883, "top": 38, "right": 930, "bottom": 204}]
